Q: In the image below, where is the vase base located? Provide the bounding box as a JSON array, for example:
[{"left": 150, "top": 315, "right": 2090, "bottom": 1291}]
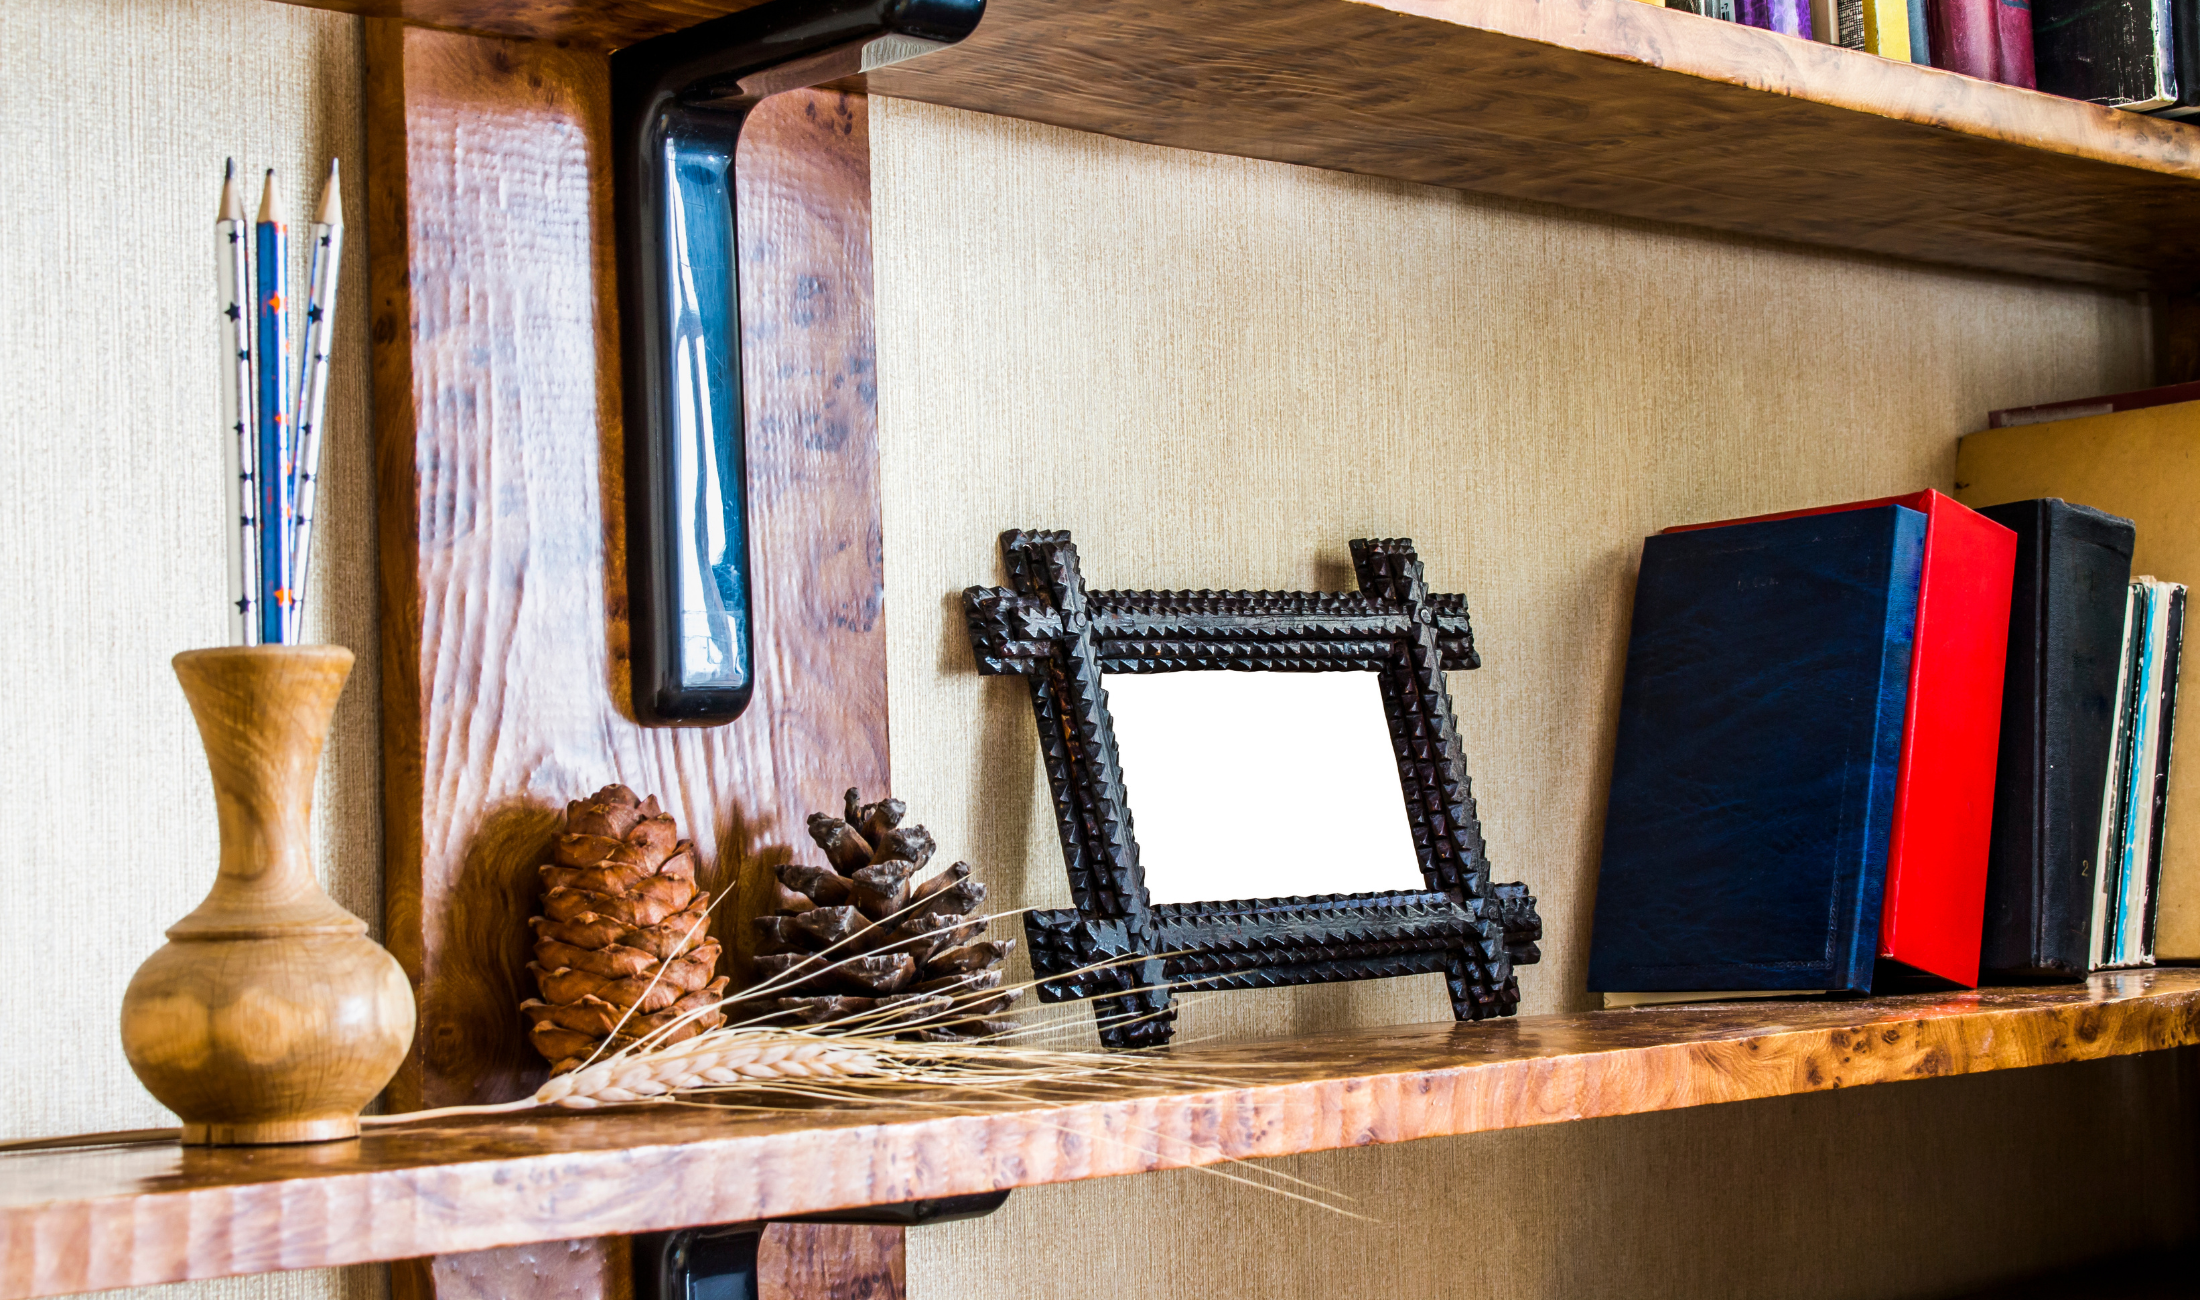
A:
[{"left": 180, "top": 1116, "right": 361, "bottom": 1146}]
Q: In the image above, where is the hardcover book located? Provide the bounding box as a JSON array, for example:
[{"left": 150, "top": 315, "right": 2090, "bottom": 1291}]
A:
[
  {"left": 1955, "top": 396, "right": 2200, "bottom": 958},
  {"left": 2095, "top": 579, "right": 2187, "bottom": 969},
  {"left": 1738, "top": 0, "right": 1814, "bottom": 35},
  {"left": 1930, "top": 0, "right": 2038, "bottom": 83},
  {"left": 1666, "top": 491, "right": 2016, "bottom": 986},
  {"left": 1974, "top": 499, "right": 2136, "bottom": 982},
  {"left": 2033, "top": 0, "right": 2180, "bottom": 110},
  {"left": 1989, "top": 379, "right": 2200, "bottom": 428},
  {"left": 1588, "top": 506, "right": 1927, "bottom": 998}
]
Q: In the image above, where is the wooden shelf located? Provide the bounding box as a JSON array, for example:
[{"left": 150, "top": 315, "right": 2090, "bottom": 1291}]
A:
[
  {"left": 7, "top": 971, "right": 2199, "bottom": 1299},
  {"left": 294, "top": 0, "right": 2200, "bottom": 291}
]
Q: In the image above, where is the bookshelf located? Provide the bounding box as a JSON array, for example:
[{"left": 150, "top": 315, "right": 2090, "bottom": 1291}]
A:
[
  {"left": 5, "top": 971, "right": 2197, "bottom": 1299},
  {"left": 289, "top": 0, "right": 2200, "bottom": 290},
  {"left": 120, "top": 2, "right": 2200, "bottom": 1297}
]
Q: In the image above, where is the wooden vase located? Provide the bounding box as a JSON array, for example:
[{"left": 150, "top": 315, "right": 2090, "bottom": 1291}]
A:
[{"left": 120, "top": 645, "right": 415, "bottom": 1145}]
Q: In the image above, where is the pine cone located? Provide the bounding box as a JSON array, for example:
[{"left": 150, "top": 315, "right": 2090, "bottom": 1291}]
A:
[
  {"left": 748, "top": 788, "right": 1016, "bottom": 1040},
  {"left": 521, "top": 785, "right": 729, "bottom": 1072}
]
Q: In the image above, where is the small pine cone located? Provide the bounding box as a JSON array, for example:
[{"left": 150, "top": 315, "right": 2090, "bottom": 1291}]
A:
[
  {"left": 749, "top": 788, "right": 1016, "bottom": 1039},
  {"left": 521, "top": 785, "right": 728, "bottom": 1072}
]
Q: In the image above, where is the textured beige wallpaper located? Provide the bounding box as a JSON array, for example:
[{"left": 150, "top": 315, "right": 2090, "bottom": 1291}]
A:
[
  {"left": 0, "top": 1, "right": 377, "bottom": 1297},
  {"left": 869, "top": 98, "right": 2194, "bottom": 1299}
]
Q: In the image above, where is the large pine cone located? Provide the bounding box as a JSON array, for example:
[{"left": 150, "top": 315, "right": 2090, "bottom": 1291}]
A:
[
  {"left": 748, "top": 788, "right": 1015, "bottom": 1040},
  {"left": 521, "top": 785, "right": 729, "bottom": 1072}
]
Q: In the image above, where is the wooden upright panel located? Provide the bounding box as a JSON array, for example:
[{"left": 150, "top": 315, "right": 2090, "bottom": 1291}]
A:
[
  {"left": 366, "top": 18, "right": 886, "bottom": 1113},
  {"left": 365, "top": 18, "right": 887, "bottom": 1299}
]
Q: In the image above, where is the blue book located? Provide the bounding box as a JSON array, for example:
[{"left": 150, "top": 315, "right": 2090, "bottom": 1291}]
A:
[{"left": 1587, "top": 505, "right": 1927, "bottom": 1000}]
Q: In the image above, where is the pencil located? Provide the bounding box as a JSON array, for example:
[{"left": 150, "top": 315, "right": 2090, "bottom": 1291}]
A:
[
  {"left": 286, "top": 160, "right": 343, "bottom": 643},
  {"left": 254, "top": 170, "right": 290, "bottom": 645},
  {"left": 217, "top": 160, "right": 259, "bottom": 646}
]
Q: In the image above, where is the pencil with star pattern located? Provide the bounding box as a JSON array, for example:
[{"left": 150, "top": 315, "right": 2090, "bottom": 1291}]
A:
[
  {"left": 254, "top": 169, "right": 290, "bottom": 645},
  {"left": 217, "top": 160, "right": 259, "bottom": 646},
  {"left": 285, "top": 160, "right": 343, "bottom": 643}
]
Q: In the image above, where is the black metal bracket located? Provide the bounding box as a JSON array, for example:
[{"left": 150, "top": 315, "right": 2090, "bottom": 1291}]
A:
[
  {"left": 613, "top": 0, "right": 984, "bottom": 724},
  {"left": 964, "top": 531, "right": 1542, "bottom": 1048}
]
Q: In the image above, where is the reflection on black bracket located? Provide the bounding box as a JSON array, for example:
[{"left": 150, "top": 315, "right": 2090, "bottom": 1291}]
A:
[{"left": 613, "top": 0, "right": 984, "bottom": 724}]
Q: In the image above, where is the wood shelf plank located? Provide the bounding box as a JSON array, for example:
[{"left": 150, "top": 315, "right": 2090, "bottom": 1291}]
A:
[
  {"left": 279, "top": 0, "right": 2200, "bottom": 290},
  {"left": 7, "top": 971, "right": 2199, "bottom": 1299}
]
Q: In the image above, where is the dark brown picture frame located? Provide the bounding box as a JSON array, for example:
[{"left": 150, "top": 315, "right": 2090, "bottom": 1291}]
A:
[{"left": 964, "top": 530, "right": 1542, "bottom": 1047}]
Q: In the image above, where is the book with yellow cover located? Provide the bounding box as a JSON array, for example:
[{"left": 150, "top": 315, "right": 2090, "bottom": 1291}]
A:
[{"left": 1956, "top": 398, "right": 2200, "bottom": 958}]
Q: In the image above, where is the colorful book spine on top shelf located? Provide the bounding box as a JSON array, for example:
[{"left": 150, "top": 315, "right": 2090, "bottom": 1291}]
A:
[
  {"left": 1974, "top": 499, "right": 2136, "bottom": 983},
  {"left": 1955, "top": 395, "right": 2200, "bottom": 960},
  {"left": 1928, "top": 0, "right": 2036, "bottom": 84},
  {"left": 1587, "top": 506, "right": 1925, "bottom": 1005},
  {"left": 1665, "top": 491, "right": 2017, "bottom": 987},
  {"left": 2092, "top": 579, "right": 2187, "bottom": 970},
  {"left": 2032, "top": 0, "right": 2180, "bottom": 110},
  {"left": 1739, "top": 0, "right": 1814, "bottom": 34}
]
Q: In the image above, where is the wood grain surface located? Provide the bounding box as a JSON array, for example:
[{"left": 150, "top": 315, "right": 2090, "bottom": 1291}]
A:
[
  {"left": 366, "top": 22, "right": 886, "bottom": 1115},
  {"left": 123, "top": 648, "right": 414, "bottom": 1147},
  {"left": 367, "top": 22, "right": 886, "bottom": 1300},
  {"left": 5, "top": 971, "right": 2197, "bottom": 1297},
  {"left": 301, "top": 0, "right": 2200, "bottom": 288},
  {"left": 866, "top": 0, "right": 2200, "bottom": 291},
  {"left": 760, "top": 1225, "right": 906, "bottom": 1300}
]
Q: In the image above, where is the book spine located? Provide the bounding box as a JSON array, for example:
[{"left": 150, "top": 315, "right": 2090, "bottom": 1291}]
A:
[
  {"left": 2091, "top": 584, "right": 2146, "bottom": 970},
  {"left": 1841, "top": 511, "right": 1929, "bottom": 992},
  {"left": 1929, "top": 0, "right": 2037, "bottom": 83},
  {"left": 2141, "top": 586, "right": 2185, "bottom": 959},
  {"left": 2033, "top": 0, "right": 2178, "bottom": 108},
  {"left": 1866, "top": 0, "right": 1916, "bottom": 55},
  {"left": 2113, "top": 585, "right": 2164, "bottom": 966},
  {"left": 1910, "top": 0, "right": 1935, "bottom": 59},
  {"left": 1840, "top": 0, "right": 1867, "bottom": 44},
  {"left": 1739, "top": 0, "right": 1815, "bottom": 35}
]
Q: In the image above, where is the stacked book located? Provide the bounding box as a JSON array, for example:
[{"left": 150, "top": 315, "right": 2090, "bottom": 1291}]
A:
[
  {"left": 1588, "top": 391, "right": 2198, "bottom": 1001},
  {"left": 1656, "top": 0, "right": 2200, "bottom": 120}
]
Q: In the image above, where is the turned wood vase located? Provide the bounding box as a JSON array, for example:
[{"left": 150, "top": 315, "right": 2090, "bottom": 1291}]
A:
[{"left": 120, "top": 645, "right": 415, "bottom": 1145}]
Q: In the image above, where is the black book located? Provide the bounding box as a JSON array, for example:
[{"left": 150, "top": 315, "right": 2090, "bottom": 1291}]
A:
[
  {"left": 1977, "top": 499, "right": 2136, "bottom": 982},
  {"left": 2158, "top": 0, "right": 2200, "bottom": 117},
  {"left": 2034, "top": 0, "right": 2180, "bottom": 109}
]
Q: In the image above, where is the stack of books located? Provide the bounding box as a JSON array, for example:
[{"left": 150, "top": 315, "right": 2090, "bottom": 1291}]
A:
[
  {"left": 1588, "top": 390, "right": 2197, "bottom": 1002},
  {"left": 1655, "top": 0, "right": 2200, "bottom": 121}
]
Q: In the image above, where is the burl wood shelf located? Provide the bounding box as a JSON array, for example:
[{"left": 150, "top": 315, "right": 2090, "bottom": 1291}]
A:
[
  {"left": 8, "top": 971, "right": 2200, "bottom": 1299},
  {"left": 292, "top": 0, "right": 2200, "bottom": 291}
]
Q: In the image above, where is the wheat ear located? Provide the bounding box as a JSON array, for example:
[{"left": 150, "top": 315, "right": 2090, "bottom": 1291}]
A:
[{"left": 536, "top": 1038, "right": 886, "bottom": 1108}]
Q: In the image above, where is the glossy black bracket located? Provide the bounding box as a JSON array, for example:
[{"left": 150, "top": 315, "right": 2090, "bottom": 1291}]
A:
[{"left": 613, "top": 0, "right": 984, "bottom": 724}]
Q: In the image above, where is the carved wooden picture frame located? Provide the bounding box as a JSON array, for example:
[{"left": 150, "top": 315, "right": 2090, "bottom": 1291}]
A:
[{"left": 964, "top": 531, "right": 1541, "bottom": 1047}]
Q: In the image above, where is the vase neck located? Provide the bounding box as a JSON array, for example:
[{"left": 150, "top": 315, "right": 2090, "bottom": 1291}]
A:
[{"left": 169, "top": 647, "right": 365, "bottom": 941}]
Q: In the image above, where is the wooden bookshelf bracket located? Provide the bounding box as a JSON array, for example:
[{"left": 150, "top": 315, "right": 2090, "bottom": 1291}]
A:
[{"left": 6, "top": 972, "right": 2199, "bottom": 1300}]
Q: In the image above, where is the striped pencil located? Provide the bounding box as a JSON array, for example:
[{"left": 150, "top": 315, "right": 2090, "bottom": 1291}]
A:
[
  {"left": 285, "top": 160, "right": 344, "bottom": 644},
  {"left": 217, "top": 160, "right": 259, "bottom": 646},
  {"left": 254, "top": 170, "right": 290, "bottom": 645}
]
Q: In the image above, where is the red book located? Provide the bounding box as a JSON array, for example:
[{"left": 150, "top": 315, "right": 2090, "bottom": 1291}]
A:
[
  {"left": 1927, "top": 0, "right": 2036, "bottom": 87},
  {"left": 1666, "top": 491, "right": 2018, "bottom": 986}
]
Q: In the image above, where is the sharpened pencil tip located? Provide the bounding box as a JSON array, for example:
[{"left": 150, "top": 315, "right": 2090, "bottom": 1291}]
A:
[
  {"left": 219, "top": 161, "right": 246, "bottom": 223},
  {"left": 257, "top": 169, "right": 280, "bottom": 224},
  {"left": 316, "top": 159, "right": 343, "bottom": 227}
]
